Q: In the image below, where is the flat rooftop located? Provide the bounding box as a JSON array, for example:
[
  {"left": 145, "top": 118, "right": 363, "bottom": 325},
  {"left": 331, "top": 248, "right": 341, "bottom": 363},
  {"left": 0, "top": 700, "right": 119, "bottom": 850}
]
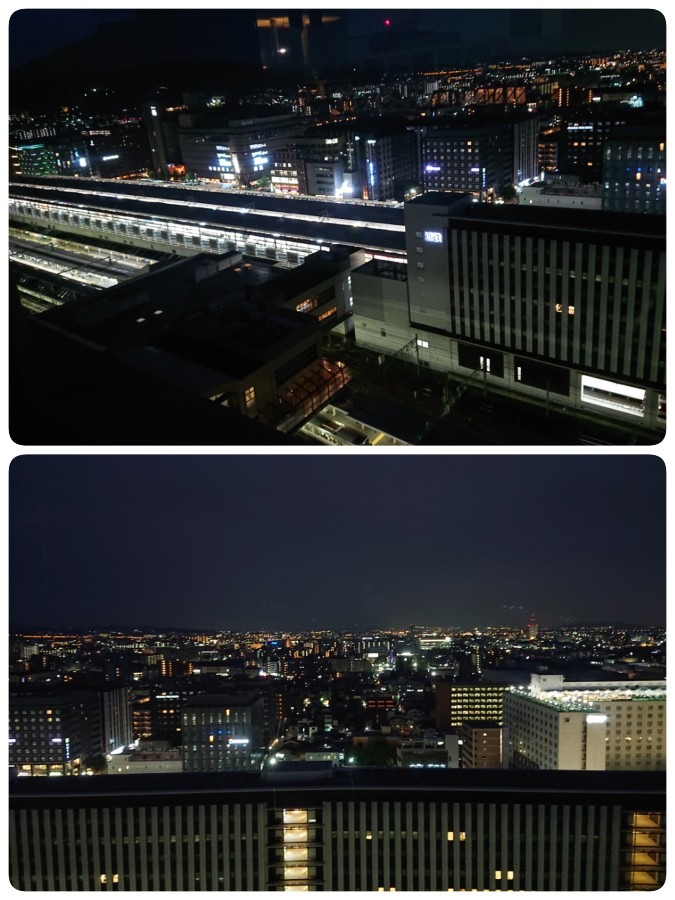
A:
[{"left": 9, "top": 767, "right": 666, "bottom": 806}]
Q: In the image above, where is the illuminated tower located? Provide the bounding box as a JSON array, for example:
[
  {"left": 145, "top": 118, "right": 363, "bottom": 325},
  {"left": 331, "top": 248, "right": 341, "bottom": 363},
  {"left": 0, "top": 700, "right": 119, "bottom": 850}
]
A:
[{"left": 527, "top": 615, "right": 539, "bottom": 641}]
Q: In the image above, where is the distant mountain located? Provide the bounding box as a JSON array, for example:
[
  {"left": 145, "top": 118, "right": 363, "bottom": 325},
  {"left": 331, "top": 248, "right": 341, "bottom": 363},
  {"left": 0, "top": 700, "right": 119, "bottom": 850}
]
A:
[{"left": 10, "top": 10, "right": 264, "bottom": 112}]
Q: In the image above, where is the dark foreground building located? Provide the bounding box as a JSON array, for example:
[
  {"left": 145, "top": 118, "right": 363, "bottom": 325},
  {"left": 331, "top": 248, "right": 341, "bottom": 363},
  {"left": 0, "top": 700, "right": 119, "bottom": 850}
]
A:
[{"left": 9, "top": 767, "right": 665, "bottom": 891}]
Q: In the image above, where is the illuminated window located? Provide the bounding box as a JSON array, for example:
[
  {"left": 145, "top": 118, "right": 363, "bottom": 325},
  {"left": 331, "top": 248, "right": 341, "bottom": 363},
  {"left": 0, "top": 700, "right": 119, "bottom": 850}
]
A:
[
  {"left": 284, "top": 846, "right": 308, "bottom": 862},
  {"left": 244, "top": 386, "right": 256, "bottom": 410},
  {"left": 296, "top": 297, "right": 318, "bottom": 314},
  {"left": 318, "top": 306, "right": 337, "bottom": 322},
  {"left": 581, "top": 375, "right": 645, "bottom": 417},
  {"left": 284, "top": 866, "right": 309, "bottom": 880},
  {"left": 283, "top": 809, "right": 308, "bottom": 825}
]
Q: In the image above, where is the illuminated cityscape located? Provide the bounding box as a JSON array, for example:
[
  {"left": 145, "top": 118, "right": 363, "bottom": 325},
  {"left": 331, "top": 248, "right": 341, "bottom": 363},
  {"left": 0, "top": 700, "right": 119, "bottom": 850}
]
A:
[
  {"left": 7, "top": 8, "right": 667, "bottom": 892},
  {"left": 7, "top": 453, "right": 666, "bottom": 889},
  {"left": 9, "top": 9, "right": 666, "bottom": 445}
]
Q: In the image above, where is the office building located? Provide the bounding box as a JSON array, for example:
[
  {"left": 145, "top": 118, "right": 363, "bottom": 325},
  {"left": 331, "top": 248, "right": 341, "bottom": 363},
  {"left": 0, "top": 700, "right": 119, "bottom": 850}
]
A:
[
  {"left": 151, "top": 690, "right": 183, "bottom": 746},
  {"left": 10, "top": 142, "right": 59, "bottom": 178},
  {"left": 549, "top": 109, "right": 629, "bottom": 182},
  {"left": 434, "top": 682, "right": 507, "bottom": 731},
  {"left": 177, "top": 109, "right": 305, "bottom": 187},
  {"left": 10, "top": 125, "right": 150, "bottom": 181},
  {"left": 352, "top": 192, "right": 666, "bottom": 431},
  {"left": 99, "top": 685, "right": 132, "bottom": 755},
  {"left": 9, "top": 690, "right": 103, "bottom": 776},
  {"left": 504, "top": 675, "right": 666, "bottom": 771},
  {"left": 144, "top": 102, "right": 184, "bottom": 175},
  {"left": 9, "top": 768, "right": 666, "bottom": 890},
  {"left": 602, "top": 128, "right": 666, "bottom": 215},
  {"left": 81, "top": 123, "right": 152, "bottom": 179},
  {"left": 348, "top": 125, "right": 418, "bottom": 202},
  {"left": 513, "top": 113, "right": 542, "bottom": 184},
  {"left": 181, "top": 692, "right": 265, "bottom": 771},
  {"left": 421, "top": 123, "right": 512, "bottom": 199}
]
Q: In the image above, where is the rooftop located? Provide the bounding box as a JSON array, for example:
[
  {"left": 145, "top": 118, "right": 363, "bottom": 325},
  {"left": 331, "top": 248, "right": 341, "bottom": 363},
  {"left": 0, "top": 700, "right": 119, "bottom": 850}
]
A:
[{"left": 9, "top": 768, "right": 666, "bottom": 806}]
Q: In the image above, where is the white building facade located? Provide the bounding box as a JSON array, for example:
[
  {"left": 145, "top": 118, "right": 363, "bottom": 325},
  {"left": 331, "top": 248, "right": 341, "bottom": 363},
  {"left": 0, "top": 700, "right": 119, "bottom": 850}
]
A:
[{"left": 504, "top": 677, "right": 666, "bottom": 771}]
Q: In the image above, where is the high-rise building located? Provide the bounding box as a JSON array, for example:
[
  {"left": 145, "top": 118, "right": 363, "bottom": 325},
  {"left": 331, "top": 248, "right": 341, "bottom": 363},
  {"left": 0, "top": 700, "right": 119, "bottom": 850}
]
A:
[
  {"left": 99, "top": 685, "right": 132, "bottom": 755},
  {"left": 181, "top": 692, "right": 265, "bottom": 771},
  {"left": 9, "top": 768, "right": 666, "bottom": 890},
  {"left": 513, "top": 113, "right": 542, "bottom": 184},
  {"left": 526, "top": 615, "right": 538, "bottom": 640},
  {"left": 144, "top": 102, "right": 184, "bottom": 175},
  {"left": 356, "top": 128, "right": 418, "bottom": 202}
]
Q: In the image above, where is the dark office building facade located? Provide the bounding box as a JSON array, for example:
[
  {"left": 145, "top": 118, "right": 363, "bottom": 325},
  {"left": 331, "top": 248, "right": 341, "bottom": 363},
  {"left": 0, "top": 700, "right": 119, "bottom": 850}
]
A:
[
  {"left": 9, "top": 769, "right": 666, "bottom": 890},
  {"left": 354, "top": 129, "right": 418, "bottom": 202},
  {"left": 353, "top": 193, "right": 666, "bottom": 431},
  {"left": 602, "top": 129, "right": 666, "bottom": 215},
  {"left": 181, "top": 692, "right": 265, "bottom": 771},
  {"left": 421, "top": 124, "right": 512, "bottom": 199},
  {"left": 9, "top": 690, "right": 103, "bottom": 777}
]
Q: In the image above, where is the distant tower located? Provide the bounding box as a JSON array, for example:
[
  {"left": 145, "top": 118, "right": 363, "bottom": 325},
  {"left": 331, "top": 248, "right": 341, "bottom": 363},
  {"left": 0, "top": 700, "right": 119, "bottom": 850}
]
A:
[{"left": 527, "top": 615, "right": 539, "bottom": 641}]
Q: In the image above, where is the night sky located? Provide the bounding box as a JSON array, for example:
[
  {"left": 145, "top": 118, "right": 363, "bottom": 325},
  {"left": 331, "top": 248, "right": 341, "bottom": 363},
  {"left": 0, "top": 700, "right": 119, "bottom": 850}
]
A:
[
  {"left": 9, "top": 455, "right": 665, "bottom": 632},
  {"left": 9, "top": 7, "right": 667, "bottom": 68}
]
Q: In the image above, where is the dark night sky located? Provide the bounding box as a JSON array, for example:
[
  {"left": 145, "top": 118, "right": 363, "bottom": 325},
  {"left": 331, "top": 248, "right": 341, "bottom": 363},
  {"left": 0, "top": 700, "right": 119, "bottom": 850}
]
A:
[
  {"left": 9, "top": 455, "right": 665, "bottom": 632},
  {"left": 9, "top": 7, "right": 667, "bottom": 68}
]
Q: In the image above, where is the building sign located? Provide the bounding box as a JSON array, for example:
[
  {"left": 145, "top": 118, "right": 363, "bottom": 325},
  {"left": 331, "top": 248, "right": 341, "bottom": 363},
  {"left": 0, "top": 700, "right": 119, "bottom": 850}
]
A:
[{"left": 424, "top": 230, "right": 443, "bottom": 244}]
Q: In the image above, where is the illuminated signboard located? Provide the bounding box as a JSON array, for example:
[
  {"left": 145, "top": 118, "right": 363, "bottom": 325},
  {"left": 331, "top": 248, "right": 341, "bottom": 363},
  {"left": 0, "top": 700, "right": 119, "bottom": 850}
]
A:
[
  {"left": 424, "top": 230, "right": 443, "bottom": 244},
  {"left": 425, "top": 164, "right": 441, "bottom": 173}
]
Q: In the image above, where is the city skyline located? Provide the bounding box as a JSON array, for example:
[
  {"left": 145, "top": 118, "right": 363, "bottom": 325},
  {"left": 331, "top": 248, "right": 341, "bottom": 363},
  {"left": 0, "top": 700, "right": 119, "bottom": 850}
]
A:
[{"left": 9, "top": 455, "right": 666, "bottom": 632}]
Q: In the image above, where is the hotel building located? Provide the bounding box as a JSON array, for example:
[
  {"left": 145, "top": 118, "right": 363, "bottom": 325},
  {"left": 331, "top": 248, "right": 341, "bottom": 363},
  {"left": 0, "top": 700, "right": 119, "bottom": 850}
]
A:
[{"left": 9, "top": 767, "right": 665, "bottom": 891}]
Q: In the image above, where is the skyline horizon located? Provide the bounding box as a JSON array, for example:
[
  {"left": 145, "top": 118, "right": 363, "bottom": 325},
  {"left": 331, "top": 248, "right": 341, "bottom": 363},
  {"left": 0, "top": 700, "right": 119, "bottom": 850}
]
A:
[{"left": 9, "top": 616, "right": 666, "bottom": 633}]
